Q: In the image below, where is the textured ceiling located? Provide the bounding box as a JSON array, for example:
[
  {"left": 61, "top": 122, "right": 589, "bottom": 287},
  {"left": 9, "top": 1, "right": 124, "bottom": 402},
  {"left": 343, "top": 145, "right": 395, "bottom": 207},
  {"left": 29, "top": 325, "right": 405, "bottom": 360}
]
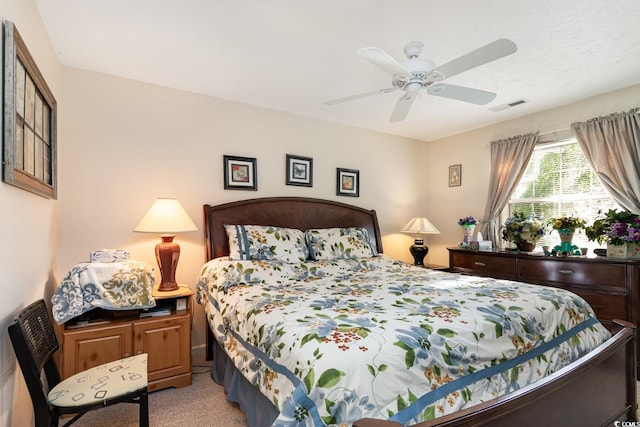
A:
[{"left": 34, "top": 0, "right": 640, "bottom": 142}]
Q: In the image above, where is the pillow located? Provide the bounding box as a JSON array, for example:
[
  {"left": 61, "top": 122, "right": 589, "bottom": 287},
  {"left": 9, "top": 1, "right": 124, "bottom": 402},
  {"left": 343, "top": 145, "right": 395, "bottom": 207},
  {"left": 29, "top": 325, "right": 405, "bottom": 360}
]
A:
[
  {"left": 306, "top": 227, "right": 377, "bottom": 261},
  {"left": 224, "top": 224, "right": 309, "bottom": 263}
]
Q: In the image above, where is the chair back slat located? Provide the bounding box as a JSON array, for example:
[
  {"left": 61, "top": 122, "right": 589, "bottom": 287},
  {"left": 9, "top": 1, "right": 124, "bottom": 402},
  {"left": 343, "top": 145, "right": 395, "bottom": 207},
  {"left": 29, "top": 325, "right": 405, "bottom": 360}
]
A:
[{"left": 17, "top": 300, "right": 59, "bottom": 370}]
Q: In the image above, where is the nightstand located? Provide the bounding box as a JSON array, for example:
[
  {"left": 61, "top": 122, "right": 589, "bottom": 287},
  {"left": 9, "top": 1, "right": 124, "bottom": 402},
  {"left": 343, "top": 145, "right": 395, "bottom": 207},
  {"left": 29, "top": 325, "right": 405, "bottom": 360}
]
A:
[{"left": 60, "top": 285, "right": 194, "bottom": 392}]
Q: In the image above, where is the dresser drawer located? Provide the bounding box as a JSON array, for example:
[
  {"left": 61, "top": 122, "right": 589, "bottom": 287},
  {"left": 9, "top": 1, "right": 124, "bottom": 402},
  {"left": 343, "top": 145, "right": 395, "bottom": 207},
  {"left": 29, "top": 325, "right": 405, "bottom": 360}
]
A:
[
  {"left": 519, "top": 258, "right": 627, "bottom": 289},
  {"left": 561, "top": 287, "right": 628, "bottom": 322},
  {"left": 450, "top": 251, "right": 517, "bottom": 279}
]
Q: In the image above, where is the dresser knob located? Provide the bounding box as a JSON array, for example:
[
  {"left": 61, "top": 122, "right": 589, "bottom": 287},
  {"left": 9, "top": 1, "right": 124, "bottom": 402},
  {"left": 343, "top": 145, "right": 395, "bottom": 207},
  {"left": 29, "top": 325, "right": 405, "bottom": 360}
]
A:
[
  {"left": 474, "top": 262, "right": 486, "bottom": 267},
  {"left": 559, "top": 269, "right": 574, "bottom": 274}
]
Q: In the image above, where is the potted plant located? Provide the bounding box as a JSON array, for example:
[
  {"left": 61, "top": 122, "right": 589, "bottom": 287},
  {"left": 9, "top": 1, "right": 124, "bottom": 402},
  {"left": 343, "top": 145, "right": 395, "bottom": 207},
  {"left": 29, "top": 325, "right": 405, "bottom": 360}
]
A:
[
  {"left": 548, "top": 214, "right": 587, "bottom": 250},
  {"left": 502, "top": 211, "right": 546, "bottom": 252},
  {"left": 586, "top": 209, "right": 640, "bottom": 257},
  {"left": 458, "top": 216, "right": 477, "bottom": 245}
]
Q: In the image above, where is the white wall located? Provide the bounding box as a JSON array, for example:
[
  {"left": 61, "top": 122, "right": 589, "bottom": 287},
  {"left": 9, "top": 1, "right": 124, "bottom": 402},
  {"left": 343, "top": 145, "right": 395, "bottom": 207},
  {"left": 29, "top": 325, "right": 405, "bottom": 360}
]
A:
[
  {"left": 0, "top": 0, "right": 62, "bottom": 425},
  {"left": 424, "top": 84, "right": 640, "bottom": 267},
  {"left": 58, "top": 66, "right": 426, "bottom": 351}
]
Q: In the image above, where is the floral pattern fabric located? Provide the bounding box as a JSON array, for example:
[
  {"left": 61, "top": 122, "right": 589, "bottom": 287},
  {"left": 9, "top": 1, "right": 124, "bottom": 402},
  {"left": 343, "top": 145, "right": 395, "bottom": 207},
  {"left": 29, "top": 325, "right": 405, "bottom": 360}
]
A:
[
  {"left": 306, "top": 227, "right": 377, "bottom": 260},
  {"left": 52, "top": 260, "right": 155, "bottom": 324},
  {"left": 196, "top": 256, "right": 610, "bottom": 426},
  {"left": 225, "top": 224, "right": 309, "bottom": 263}
]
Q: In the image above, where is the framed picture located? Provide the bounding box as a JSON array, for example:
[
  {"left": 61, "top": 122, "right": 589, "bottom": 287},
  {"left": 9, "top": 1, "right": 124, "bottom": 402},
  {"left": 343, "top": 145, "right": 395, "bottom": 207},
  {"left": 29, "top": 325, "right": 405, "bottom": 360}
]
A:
[
  {"left": 336, "top": 168, "right": 359, "bottom": 197},
  {"left": 223, "top": 155, "right": 257, "bottom": 190},
  {"left": 3, "top": 21, "right": 57, "bottom": 199},
  {"left": 286, "top": 154, "right": 313, "bottom": 187},
  {"left": 449, "top": 164, "right": 461, "bottom": 187}
]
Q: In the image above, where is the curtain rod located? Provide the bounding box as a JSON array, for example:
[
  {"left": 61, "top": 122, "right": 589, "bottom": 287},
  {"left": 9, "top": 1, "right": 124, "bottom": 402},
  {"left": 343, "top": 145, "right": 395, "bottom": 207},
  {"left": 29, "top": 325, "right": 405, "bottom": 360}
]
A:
[{"left": 538, "top": 128, "right": 572, "bottom": 142}]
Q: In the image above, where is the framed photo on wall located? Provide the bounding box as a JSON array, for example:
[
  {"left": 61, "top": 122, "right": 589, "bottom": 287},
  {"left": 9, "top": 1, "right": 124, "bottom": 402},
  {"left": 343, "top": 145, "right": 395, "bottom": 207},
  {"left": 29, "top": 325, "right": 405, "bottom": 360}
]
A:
[
  {"left": 449, "top": 164, "right": 461, "bottom": 187},
  {"left": 3, "top": 21, "right": 57, "bottom": 199},
  {"left": 336, "top": 168, "right": 359, "bottom": 197},
  {"left": 286, "top": 154, "right": 313, "bottom": 187},
  {"left": 223, "top": 155, "right": 257, "bottom": 190}
]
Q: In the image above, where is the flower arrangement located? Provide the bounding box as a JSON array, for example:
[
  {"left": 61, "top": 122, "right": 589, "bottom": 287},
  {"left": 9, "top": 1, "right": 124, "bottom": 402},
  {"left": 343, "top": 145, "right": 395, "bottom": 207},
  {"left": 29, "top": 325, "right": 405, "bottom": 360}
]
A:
[
  {"left": 458, "top": 216, "right": 477, "bottom": 227},
  {"left": 586, "top": 209, "right": 640, "bottom": 245},
  {"left": 548, "top": 214, "right": 587, "bottom": 232},
  {"left": 605, "top": 219, "right": 640, "bottom": 246},
  {"left": 502, "top": 211, "right": 547, "bottom": 245}
]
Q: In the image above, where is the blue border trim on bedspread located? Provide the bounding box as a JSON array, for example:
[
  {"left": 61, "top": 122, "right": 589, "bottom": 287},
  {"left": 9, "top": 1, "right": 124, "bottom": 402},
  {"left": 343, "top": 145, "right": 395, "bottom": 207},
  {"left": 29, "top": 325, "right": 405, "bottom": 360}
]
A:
[{"left": 390, "top": 316, "right": 599, "bottom": 424}]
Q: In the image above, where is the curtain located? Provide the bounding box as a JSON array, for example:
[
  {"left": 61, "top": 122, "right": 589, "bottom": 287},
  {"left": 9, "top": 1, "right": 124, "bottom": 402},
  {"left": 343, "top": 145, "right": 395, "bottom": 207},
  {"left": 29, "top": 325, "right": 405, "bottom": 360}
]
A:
[
  {"left": 479, "top": 133, "right": 539, "bottom": 246},
  {"left": 571, "top": 108, "right": 640, "bottom": 212}
]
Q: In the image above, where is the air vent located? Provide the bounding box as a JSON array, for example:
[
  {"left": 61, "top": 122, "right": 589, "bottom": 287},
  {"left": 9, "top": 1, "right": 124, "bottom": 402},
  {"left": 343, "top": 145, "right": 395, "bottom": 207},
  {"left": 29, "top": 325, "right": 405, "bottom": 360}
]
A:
[{"left": 489, "top": 98, "right": 529, "bottom": 112}]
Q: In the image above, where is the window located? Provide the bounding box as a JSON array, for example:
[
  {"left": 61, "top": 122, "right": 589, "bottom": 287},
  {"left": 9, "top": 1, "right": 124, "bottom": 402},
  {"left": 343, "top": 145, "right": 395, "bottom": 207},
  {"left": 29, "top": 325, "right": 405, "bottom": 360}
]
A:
[
  {"left": 501, "top": 135, "right": 621, "bottom": 250},
  {"left": 3, "top": 21, "right": 57, "bottom": 199}
]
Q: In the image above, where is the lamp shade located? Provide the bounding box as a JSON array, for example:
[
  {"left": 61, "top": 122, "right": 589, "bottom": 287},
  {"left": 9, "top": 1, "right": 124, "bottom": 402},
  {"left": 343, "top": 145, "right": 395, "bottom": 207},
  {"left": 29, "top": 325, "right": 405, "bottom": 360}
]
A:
[
  {"left": 134, "top": 198, "right": 197, "bottom": 234},
  {"left": 400, "top": 217, "right": 440, "bottom": 235}
]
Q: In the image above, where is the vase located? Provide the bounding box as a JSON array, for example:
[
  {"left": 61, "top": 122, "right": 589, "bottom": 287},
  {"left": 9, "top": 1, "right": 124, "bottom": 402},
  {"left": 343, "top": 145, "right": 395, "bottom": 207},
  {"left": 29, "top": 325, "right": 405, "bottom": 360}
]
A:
[
  {"left": 558, "top": 229, "right": 574, "bottom": 244},
  {"left": 516, "top": 241, "right": 536, "bottom": 252},
  {"left": 627, "top": 242, "right": 640, "bottom": 259},
  {"left": 607, "top": 242, "right": 627, "bottom": 258},
  {"left": 461, "top": 224, "right": 476, "bottom": 245},
  {"left": 556, "top": 229, "right": 576, "bottom": 254}
]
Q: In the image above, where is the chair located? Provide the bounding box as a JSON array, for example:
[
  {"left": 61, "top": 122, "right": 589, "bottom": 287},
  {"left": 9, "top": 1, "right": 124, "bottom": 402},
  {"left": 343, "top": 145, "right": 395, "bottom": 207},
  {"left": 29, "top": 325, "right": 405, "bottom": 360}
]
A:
[{"left": 8, "top": 299, "right": 149, "bottom": 427}]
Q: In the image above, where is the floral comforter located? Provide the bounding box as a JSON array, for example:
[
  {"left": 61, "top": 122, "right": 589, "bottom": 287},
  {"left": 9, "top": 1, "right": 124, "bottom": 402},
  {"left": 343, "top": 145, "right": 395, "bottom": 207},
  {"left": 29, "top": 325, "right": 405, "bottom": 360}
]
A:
[{"left": 196, "top": 255, "right": 610, "bottom": 426}]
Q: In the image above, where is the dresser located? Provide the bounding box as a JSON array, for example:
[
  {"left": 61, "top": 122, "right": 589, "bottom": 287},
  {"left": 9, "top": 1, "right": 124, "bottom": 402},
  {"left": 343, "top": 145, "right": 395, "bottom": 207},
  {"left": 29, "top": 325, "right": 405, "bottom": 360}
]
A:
[{"left": 448, "top": 247, "right": 640, "bottom": 375}]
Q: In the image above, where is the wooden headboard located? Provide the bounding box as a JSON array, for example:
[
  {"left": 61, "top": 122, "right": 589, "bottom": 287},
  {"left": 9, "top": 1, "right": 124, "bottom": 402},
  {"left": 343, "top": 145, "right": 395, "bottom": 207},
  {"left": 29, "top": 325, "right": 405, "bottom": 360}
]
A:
[{"left": 203, "top": 197, "right": 383, "bottom": 260}]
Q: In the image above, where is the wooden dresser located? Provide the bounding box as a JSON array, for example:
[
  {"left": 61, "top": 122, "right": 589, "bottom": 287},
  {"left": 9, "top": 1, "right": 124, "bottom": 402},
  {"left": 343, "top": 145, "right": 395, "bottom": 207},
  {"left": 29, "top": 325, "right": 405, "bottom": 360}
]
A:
[{"left": 448, "top": 247, "right": 640, "bottom": 375}]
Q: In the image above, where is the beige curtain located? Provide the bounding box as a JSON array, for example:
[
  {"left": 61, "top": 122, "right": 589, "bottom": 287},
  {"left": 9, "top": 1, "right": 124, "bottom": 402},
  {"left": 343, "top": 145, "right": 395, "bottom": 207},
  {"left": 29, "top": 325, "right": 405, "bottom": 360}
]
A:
[
  {"left": 479, "top": 133, "right": 539, "bottom": 246},
  {"left": 571, "top": 108, "right": 640, "bottom": 212}
]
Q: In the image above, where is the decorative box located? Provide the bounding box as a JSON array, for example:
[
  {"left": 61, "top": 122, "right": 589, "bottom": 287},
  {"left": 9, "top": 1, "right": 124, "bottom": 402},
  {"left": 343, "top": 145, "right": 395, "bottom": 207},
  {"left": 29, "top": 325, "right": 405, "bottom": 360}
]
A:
[{"left": 90, "top": 249, "right": 130, "bottom": 263}]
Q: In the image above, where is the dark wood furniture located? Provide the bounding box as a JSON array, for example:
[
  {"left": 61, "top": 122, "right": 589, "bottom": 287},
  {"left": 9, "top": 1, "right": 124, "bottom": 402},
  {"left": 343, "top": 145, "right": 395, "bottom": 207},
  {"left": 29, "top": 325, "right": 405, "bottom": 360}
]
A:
[
  {"left": 448, "top": 247, "right": 640, "bottom": 376},
  {"left": 201, "top": 197, "right": 636, "bottom": 426},
  {"left": 60, "top": 285, "right": 193, "bottom": 392}
]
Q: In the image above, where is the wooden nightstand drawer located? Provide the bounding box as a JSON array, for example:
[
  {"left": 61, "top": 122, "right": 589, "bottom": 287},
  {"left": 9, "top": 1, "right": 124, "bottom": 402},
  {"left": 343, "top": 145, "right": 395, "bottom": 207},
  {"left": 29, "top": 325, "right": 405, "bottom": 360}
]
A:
[
  {"left": 450, "top": 251, "right": 517, "bottom": 279},
  {"left": 519, "top": 258, "right": 627, "bottom": 289}
]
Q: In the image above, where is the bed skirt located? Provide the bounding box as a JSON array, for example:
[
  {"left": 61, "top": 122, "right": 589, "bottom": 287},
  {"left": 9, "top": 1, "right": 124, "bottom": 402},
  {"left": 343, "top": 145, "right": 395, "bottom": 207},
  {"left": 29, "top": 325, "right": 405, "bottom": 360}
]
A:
[{"left": 210, "top": 339, "right": 279, "bottom": 427}]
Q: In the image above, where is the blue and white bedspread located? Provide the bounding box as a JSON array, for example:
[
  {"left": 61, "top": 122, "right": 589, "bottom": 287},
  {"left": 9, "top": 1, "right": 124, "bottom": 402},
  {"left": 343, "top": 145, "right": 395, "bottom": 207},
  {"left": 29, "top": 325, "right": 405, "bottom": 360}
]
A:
[
  {"left": 196, "top": 255, "right": 610, "bottom": 426},
  {"left": 52, "top": 260, "right": 156, "bottom": 324}
]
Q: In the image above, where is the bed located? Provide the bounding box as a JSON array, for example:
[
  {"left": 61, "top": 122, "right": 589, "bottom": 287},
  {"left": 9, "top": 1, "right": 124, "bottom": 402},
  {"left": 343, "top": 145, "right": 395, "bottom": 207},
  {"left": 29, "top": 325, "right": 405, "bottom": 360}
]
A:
[{"left": 197, "top": 196, "right": 637, "bottom": 426}]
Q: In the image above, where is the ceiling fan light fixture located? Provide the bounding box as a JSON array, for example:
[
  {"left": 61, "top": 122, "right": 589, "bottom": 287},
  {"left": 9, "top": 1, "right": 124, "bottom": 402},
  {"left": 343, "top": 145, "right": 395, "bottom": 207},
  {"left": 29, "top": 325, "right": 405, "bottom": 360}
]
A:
[{"left": 326, "top": 38, "right": 518, "bottom": 122}]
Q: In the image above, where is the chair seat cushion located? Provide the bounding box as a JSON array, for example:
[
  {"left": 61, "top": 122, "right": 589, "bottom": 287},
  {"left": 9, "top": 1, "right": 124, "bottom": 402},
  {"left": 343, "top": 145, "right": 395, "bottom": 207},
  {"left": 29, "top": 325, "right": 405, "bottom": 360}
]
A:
[{"left": 48, "top": 354, "right": 148, "bottom": 408}]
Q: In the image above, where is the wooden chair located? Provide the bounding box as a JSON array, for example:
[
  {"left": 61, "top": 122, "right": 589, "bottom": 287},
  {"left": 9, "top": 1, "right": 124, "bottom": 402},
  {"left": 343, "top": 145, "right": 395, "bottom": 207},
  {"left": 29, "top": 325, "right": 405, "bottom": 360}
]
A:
[{"left": 8, "top": 299, "right": 149, "bottom": 427}]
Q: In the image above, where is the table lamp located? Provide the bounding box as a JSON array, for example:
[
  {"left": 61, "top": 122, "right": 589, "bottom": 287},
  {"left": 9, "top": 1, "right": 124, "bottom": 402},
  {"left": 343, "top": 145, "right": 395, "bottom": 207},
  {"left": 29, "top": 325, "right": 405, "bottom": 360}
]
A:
[
  {"left": 400, "top": 217, "right": 440, "bottom": 266},
  {"left": 134, "top": 198, "right": 197, "bottom": 291}
]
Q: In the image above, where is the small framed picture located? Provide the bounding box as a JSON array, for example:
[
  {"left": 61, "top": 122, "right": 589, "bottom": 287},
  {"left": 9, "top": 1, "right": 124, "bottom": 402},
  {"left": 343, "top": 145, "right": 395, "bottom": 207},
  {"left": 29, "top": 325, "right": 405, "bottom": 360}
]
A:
[
  {"left": 286, "top": 154, "right": 313, "bottom": 187},
  {"left": 449, "top": 164, "right": 461, "bottom": 187},
  {"left": 223, "top": 155, "right": 257, "bottom": 190},
  {"left": 336, "top": 168, "right": 359, "bottom": 197}
]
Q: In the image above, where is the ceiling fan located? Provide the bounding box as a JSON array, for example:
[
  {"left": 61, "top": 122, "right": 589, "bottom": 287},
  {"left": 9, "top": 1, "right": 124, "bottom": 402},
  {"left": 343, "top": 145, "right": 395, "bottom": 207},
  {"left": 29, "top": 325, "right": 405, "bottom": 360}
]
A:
[{"left": 325, "top": 38, "right": 517, "bottom": 123}]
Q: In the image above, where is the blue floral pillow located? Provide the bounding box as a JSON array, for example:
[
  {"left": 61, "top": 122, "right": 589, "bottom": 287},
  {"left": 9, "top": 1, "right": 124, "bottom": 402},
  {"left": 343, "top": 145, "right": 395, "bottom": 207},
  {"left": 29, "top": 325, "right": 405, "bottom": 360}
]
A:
[
  {"left": 225, "top": 224, "right": 309, "bottom": 263},
  {"left": 306, "top": 227, "right": 377, "bottom": 260}
]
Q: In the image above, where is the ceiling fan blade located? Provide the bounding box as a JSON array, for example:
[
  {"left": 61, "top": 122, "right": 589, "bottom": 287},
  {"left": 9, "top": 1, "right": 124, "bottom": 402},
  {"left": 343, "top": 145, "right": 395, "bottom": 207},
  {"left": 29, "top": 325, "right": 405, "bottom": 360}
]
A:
[
  {"left": 427, "top": 83, "right": 497, "bottom": 105},
  {"left": 357, "top": 47, "right": 408, "bottom": 76},
  {"left": 325, "top": 88, "right": 397, "bottom": 105},
  {"left": 433, "top": 38, "right": 517, "bottom": 79},
  {"left": 389, "top": 96, "right": 415, "bottom": 123}
]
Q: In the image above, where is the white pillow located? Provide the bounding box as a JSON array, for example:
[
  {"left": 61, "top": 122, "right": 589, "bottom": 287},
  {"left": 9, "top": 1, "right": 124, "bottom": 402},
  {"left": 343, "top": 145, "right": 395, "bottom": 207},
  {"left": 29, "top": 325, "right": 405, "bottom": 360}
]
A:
[
  {"left": 224, "top": 224, "right": 309, "bottom": 263},
  {"left": 306, "top": 227, "right": 377, "bottom": 260}
]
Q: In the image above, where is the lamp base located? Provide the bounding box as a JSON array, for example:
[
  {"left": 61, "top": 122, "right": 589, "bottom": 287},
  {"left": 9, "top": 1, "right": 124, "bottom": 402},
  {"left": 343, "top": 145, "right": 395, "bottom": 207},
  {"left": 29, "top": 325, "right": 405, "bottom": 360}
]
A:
[
  {"left": 409, "top": 239, "right": 429, "bottom": 266},
  {"left": 155, "top": 235, "right": 180, "bottom": 292}
]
